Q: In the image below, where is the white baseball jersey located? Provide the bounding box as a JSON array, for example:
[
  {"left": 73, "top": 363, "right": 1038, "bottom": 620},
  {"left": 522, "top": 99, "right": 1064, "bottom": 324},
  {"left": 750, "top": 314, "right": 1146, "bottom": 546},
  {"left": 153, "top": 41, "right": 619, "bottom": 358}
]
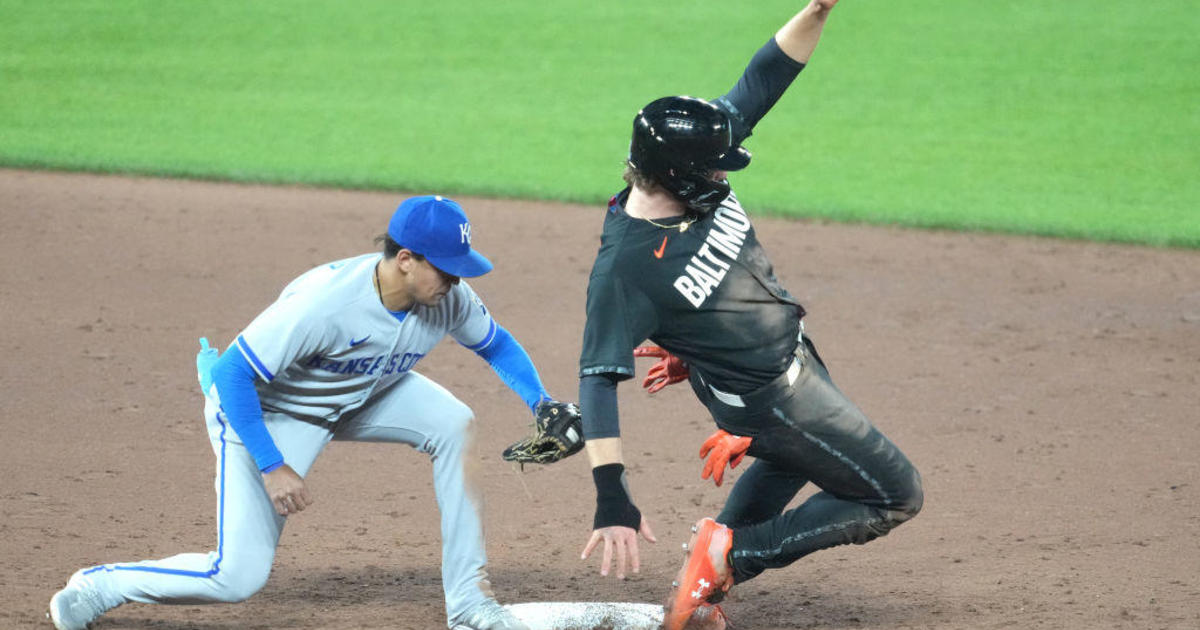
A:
[
  {"left": 234, "top": 253, "right": 496, "bottom": 422},
  {"left": 63, "top": 254, "right": 512, "bottom": 627}
]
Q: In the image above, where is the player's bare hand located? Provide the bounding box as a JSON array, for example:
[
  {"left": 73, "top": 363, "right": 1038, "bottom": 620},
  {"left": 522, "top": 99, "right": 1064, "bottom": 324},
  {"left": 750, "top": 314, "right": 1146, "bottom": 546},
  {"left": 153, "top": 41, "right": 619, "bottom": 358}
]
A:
[
  {"left": 580, "top": 518, "right": 657, "bottom": 579},
  {"left": 262, "top": 464, "right": 313, "bottom": 516}
]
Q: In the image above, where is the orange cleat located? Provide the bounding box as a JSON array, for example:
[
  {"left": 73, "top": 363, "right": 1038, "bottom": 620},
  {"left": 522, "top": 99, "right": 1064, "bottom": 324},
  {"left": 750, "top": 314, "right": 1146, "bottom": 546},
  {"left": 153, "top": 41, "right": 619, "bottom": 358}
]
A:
[{"left": 662, "top": 518, "right": 734, "bottom": 630}]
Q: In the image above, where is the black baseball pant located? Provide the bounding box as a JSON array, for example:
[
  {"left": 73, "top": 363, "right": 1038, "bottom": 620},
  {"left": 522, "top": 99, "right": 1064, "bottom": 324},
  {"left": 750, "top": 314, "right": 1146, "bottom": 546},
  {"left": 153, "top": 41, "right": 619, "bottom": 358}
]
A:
[{"left": 691, "top": 336, "right": 923, "bottom": 584}]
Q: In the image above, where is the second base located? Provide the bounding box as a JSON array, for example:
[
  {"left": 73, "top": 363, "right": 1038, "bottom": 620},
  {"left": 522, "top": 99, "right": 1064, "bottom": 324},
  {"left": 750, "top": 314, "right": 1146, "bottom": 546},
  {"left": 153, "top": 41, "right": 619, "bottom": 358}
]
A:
[{"left": 504, "top": 601, "right": 663, "bottom": 630}]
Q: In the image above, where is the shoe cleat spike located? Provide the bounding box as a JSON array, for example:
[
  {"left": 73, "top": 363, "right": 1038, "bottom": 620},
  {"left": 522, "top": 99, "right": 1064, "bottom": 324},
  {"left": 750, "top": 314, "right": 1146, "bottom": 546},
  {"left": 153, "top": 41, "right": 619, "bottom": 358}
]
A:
[
  {"left": 672, "top": 580, "right": 680, "bottom": 587},
  {"left": 691, "top": 524, "right": 699, "bottom": 533}
]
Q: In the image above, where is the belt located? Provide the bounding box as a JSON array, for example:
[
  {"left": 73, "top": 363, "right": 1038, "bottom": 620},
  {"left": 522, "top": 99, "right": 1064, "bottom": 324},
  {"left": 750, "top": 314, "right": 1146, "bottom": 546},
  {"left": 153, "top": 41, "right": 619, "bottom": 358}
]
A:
[
  {"left": 708, "top": 348, "right": 803, "bottom": 408},
  {"left": 705, "top": 322, "right": 807, "bottom": 408}
]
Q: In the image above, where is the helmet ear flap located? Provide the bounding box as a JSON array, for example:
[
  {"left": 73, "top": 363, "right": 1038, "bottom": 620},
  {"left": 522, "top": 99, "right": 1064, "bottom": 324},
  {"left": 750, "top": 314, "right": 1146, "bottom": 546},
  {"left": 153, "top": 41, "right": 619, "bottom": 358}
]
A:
[
  {"left": 694, "top": 177, "right": 731, "bottom": 210},
  {"left": 661, "top": 172, "right": 730, "bottom": 213}
]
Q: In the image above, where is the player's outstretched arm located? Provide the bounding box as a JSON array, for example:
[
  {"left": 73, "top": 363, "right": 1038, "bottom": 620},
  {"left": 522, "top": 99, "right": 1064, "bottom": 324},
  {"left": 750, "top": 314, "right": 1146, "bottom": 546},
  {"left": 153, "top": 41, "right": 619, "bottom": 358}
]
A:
[
  {"left": 580, "top": 437, "right": 657, "bottom": 580},
  {"left": 776, "top": 0, "right": 840, "bottom": 64},
  {"left": 469, "top": 322, "right": 550, "bottom": 412}
]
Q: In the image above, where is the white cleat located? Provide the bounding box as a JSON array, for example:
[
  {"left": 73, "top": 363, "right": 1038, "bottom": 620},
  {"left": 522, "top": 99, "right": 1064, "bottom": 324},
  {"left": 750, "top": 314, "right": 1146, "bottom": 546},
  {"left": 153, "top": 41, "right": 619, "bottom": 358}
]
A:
[
  {"left": 452, "top": 598, "right": 531, "bottom": 630},
  {"left": 48, "top": 570, "right": 110, "bottom": 630}
]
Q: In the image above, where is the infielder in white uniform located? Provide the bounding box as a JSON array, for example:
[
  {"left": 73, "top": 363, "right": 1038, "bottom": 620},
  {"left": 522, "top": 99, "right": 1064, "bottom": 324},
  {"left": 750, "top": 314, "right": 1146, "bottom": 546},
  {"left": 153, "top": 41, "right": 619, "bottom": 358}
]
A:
[{"left": 49, "top": 195, "right": 550, "bottom": 630}]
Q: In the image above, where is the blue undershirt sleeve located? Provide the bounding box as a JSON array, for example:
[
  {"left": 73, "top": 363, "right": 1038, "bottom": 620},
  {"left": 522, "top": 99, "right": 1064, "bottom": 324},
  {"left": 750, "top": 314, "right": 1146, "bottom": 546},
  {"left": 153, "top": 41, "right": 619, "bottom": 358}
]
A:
[
  {"left": 210, "top": 347, "right": 285, "bottom": 473},
  {"left": 472, "top": 324, "right": 550, "bottom": 413}
]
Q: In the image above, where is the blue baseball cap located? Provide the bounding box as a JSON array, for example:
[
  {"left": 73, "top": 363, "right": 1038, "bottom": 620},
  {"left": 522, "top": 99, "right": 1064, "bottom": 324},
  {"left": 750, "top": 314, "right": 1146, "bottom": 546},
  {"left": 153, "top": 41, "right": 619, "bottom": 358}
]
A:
[{"left": 387, "top": 195, "right": 493, "bottom": 278}]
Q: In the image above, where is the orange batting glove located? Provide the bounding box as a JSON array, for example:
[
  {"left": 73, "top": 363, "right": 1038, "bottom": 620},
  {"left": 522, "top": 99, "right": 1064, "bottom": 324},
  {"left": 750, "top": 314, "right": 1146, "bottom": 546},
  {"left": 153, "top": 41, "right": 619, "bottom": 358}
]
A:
[
  {"left": 633, "top": 345, "right": 689, "bottom": 394},
  {"left": 699, "top": 429, "right": 752, "bottom": 487}
]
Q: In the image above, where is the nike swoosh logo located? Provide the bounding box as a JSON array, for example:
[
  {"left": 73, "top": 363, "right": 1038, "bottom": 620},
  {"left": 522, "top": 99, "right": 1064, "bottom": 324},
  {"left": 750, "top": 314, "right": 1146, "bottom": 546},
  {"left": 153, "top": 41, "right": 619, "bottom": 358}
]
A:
[
  {"left": 349, "top": 336, "right": 371, "bottom": 347},
  {"left": 653, "top": 235, "right": 668, "bottom": 259}
]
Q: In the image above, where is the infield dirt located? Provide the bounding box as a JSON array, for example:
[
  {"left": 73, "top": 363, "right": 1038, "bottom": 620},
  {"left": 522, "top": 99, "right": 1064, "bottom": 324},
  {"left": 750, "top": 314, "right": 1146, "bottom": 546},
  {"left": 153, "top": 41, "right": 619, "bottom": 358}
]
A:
[{"left": 2, "top": 169, "right": 1197, "bottom": 629}]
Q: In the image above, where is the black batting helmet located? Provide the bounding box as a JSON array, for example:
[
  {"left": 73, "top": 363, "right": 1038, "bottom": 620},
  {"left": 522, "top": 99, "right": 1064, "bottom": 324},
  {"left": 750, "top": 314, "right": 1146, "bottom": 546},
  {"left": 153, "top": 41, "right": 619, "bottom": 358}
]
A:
[{"left": 627, "top": 96, "right": 751, "bottom": 212}]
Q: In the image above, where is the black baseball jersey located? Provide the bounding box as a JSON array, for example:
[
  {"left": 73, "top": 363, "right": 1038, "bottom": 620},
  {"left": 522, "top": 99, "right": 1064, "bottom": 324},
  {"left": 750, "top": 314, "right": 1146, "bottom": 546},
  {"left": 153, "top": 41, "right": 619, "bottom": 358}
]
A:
[
  {"left": 579, "top": 189, "right": 804, "bottom": 394},
  {"left": 579, "top": 37, "right": 808, "bottom": 395}
]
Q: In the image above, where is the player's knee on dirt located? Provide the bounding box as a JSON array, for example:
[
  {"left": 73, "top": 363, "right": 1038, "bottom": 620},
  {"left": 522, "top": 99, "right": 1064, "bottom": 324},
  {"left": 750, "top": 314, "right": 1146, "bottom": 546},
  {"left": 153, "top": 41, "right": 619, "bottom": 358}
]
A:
[
  {"left": 210, "top": 553, "right": 273, "bottom": 602},
  {"left": 885, "top": 466, "right": 924, "bottom": 526}
]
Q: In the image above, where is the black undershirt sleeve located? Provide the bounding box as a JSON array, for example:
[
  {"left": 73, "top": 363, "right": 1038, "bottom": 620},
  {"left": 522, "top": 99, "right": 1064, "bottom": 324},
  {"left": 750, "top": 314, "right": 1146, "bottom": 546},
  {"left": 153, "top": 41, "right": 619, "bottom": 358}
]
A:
[
  {"left": 714, "top": 37, "right": 807, "bottom": 145},
  {"left": 580, "top": 373, "right": 621, "bottom": 439}
]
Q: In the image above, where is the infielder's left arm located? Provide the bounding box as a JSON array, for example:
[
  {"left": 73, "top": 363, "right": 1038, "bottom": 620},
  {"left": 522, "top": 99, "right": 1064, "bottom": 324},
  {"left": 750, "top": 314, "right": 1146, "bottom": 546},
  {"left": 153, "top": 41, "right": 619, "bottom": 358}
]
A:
[
  {"left": 452, "top": 285, "right": 557, "bottom": 412},
  {"left": 469, "top": 322, "right": 552, "bottom": 412}
]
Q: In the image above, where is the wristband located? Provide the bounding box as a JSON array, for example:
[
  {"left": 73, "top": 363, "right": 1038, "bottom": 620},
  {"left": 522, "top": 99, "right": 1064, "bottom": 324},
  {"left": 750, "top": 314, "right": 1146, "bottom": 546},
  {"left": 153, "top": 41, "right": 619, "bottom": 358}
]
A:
[{"left": 592, "top": 463, "right": 642, "bottom": 530}]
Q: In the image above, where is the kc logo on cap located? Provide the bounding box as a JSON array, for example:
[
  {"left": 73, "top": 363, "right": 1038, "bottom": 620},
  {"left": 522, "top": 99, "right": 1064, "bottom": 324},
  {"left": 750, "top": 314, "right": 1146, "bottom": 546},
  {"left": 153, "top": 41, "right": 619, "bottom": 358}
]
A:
[{"left": 388, "top": 195, "right": 493, "bottom": 278}]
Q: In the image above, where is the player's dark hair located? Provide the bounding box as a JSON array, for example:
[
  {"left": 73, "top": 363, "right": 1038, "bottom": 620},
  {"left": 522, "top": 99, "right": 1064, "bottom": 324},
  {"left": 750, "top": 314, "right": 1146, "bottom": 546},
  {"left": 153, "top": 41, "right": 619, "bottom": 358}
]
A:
[
  {"left": 374, "top": 234, "right": 425, "bottom": 262},
  {"left": 376, "top": 234, "right": 401, "bottom": 258}
]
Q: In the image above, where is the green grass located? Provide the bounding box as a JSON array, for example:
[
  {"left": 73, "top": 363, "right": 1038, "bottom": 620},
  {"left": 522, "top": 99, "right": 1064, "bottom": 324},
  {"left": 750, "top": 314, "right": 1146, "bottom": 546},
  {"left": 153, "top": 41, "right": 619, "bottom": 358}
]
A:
[{"left": 2, "top": 1, "right": 1197, "bottom": 247}]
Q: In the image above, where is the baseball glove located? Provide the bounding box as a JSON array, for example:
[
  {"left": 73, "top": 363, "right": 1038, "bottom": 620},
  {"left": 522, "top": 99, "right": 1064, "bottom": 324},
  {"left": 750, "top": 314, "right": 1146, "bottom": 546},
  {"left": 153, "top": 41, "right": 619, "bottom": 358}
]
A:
[{"left": 502, "top": 399, "right": 584, "bottom": 466}]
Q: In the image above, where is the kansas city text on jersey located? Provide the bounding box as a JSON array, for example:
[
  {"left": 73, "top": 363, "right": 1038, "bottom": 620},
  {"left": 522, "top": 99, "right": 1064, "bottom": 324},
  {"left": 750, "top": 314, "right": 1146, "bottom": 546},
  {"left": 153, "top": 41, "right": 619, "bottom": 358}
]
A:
[
  {"left": 673, "top": 195, "right": 751, "bottom": 307},
  {"left": 304, "top": 351, "right": 425, "bottom": 376}
]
